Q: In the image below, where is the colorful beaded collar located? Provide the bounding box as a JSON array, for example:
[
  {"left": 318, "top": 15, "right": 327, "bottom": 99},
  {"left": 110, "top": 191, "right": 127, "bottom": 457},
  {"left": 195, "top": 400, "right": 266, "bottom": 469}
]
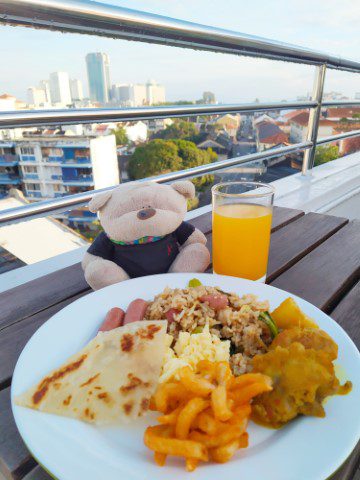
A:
[{"left": 110, "top": 235, "right": 165, "bottom": 246}]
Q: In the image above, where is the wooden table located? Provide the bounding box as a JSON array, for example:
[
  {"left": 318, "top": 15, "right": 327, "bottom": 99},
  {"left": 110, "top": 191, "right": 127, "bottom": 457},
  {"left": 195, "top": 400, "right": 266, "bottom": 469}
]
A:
[{"left": 0, "top": 206, "right": 359, "bottom": 480}]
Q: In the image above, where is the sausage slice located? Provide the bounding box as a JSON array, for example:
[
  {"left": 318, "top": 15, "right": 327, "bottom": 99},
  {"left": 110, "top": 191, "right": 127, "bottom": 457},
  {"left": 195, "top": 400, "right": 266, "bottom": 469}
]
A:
[
  {"left": 98, "top": 307, "right": 125, "bottom": 332},
  {"left": 199, "top": 294, "right": 229, "bottom": 311},
  {"left": 124, "top": 299, "right": 149, "bottom": 325}
]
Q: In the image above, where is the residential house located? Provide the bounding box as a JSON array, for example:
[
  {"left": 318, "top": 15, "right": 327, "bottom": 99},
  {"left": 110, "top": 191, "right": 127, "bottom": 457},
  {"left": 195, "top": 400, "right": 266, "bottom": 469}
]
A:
[
  {"left": 210, "top": 114, "right": 241, "bottom": 137},
  {"left": 255, "top": 121, "right": 288, "bottom": 151},
  {"left": 289, "top": 112, "right": 335, "bottom": 143}
]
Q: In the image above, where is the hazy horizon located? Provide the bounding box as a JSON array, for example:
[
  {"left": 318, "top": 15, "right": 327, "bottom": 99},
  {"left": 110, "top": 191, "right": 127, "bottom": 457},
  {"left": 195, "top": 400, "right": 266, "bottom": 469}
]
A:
[{"left": 0, "top": 0, "right": 359, "bottom": 103}]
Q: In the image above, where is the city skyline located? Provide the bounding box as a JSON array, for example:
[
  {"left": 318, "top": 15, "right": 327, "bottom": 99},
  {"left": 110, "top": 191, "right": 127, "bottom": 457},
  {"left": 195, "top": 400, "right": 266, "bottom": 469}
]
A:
[
  {"left": 24, "top": 52, "right": 167, "bottom": 108},
  {"left": 0, "top": 0, "right": 359, "bottom": 103}
]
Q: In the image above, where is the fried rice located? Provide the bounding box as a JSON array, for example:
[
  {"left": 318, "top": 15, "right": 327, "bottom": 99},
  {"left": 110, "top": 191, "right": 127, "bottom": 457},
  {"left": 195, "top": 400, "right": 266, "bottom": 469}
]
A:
[{"left": 145, "top": 285, "right": 272, "bottom": 375}]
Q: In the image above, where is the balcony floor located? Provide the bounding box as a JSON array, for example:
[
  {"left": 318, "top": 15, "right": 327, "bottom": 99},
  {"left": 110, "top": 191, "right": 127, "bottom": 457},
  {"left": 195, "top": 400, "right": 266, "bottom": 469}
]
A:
[{"left": 327, "top": 192, "right": 360, "bottom": 220}]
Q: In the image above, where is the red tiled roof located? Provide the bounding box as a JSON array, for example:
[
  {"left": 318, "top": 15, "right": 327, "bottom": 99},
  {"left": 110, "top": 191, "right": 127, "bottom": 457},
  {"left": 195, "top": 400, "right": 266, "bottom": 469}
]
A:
[
  {"left": 333, "top": 122, "right": 360, "bottom": 133},
  {"left": 283, "top": 109, "right": 307, "bottom": 120},
  {"left": 326, "top": 107, "right": 360, "bottom": 119},
  {"left": 260, "top": 132, "right": 288, "bottom": 144},
  {"left": 289, "top": 112, "right": 309, "bottom": 126},
  {"left": 256, "top": 121, "right": 288, "bottom": 144},
  {"left": 290, "top": 111, "right": 335, "bottom": 127}
]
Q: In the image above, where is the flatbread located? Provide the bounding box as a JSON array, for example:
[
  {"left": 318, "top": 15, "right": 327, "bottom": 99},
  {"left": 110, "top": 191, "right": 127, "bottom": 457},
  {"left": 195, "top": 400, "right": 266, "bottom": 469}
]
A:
[{"left": 15, "top": 320, "right": 167, "bottom": 425}]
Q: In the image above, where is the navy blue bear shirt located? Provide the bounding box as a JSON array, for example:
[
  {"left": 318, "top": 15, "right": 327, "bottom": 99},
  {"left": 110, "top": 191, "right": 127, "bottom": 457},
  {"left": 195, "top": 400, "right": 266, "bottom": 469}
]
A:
[{"left": 87, "top": 221, "right": 195, "bottom": 278}]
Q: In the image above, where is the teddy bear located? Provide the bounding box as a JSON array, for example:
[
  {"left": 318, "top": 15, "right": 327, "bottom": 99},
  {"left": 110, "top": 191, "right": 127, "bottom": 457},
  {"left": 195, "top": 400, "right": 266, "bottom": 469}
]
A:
[{"left": 82, "top": 180, "right": 210, "bottom": 290}]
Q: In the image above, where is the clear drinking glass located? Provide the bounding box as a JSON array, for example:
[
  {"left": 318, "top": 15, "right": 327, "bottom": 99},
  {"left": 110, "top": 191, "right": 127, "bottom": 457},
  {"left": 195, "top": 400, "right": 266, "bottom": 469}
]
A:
[{"left": 212, "top": 181, "right": 275, "bottom": 282}]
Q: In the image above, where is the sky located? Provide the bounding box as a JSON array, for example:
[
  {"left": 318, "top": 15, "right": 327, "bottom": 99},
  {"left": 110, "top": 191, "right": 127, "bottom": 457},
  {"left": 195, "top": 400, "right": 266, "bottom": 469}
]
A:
[{"left": 0, "top": 0, "right": 359, "bottom": 103}]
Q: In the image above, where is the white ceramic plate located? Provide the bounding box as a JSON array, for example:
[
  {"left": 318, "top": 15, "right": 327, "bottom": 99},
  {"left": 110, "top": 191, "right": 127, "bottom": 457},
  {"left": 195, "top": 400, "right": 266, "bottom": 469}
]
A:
[{"left": 11, "top": 273, "right": 360, "bottom": 480}]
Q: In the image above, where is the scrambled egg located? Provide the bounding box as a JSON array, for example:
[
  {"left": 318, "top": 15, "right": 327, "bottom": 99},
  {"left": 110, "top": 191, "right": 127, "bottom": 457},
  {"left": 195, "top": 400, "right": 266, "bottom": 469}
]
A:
[{"left": 160, "top": 325, "right": 230, "bottom": 383}]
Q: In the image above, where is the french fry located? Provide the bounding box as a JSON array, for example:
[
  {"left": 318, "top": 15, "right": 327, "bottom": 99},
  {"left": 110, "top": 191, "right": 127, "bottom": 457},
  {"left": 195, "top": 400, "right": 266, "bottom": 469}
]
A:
[
  {"left": 175, "top": 397, "right": 209, "bottom": 439},
  {"left": 232, "top": 381, "right": 272, "bottom": 405},
  {"left": 185, "top": 458, "right": 199, "bottom": 472},
  {"left": 231, "top": 373, "right": 271, "bottom": 390},
  {"left": 179, "top": 367, "right": 215, "bottom": 396},
  {"left": 144, "top": 426, "right": 209, "bottom": 461},
  {"left": 153, "top": 382, "right": 189, "bottom": 413},
  {"left": 154, "top": 452, "right": 167, "bottom": 466},
  {"left": 210, "top": 439, "right": 239, "bottom": 463},
  {"left": 189, "top": 422, "right": 246, "bottom": 448},
  {"left": 215, "top": 362, "right": 232, "bottom": 387},
  {"left": 196, "top": 360, "right": 217, "bottom": 381},
  {"left": 195, "top": 410, "right": 219, "bottom": 435},
  {"left": 238, "top": 432, "right": 249, "bottom": 449},
  {"left": 211, "top": 385, "right": 233, "bottom": 421},
  {"left": 157, "top": 405, "right": 183, "bottom": 425},
  {"left": 229, "top": 404, "right": 251, "bottom": 424}
]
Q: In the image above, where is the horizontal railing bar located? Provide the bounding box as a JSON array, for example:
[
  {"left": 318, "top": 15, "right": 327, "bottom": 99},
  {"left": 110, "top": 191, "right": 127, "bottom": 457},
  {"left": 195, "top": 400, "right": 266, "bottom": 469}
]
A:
[
  {"left": 0, "top": 101, "right": 317, "bottom": 129},
  {"left": 316, "top": 130, "right": 360, "bottom": 145},
  {"left": 1, "top": 0, "right": 360, "bottom": 72},
  {"left": 0, "top": 141, "right": 312, "bottom": 226},
  {"left": 322, "top": 101, "right": 360, "bottom": 107}
]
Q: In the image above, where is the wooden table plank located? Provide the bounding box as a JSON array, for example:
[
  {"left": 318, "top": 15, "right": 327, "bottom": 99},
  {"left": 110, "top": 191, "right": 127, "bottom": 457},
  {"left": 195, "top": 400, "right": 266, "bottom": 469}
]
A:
[
  {"left": 188, "top": 211, "right": 212, "bottom": 234},
  {"left": 330, "top": 281, "right": 360, "bottom": 348},
  {"left": 270, "top": 220, "right": 360, "bottom": 312},
  {"left": 0, "top": 388, "right": 36, "bottom": 480},
  {"left": 330, "top": 442, "right": 360, "bottom": 480},
  {"left": 267, "top": 212, "right": 348, "bottom": 282},
  {"left": 0, "top": 292, "right": 89, "bottom": 390},
  {"left": 271, "top": 206, "right": 304, "bottom": 232},
  {"left": 0, "top": 264, "right": 89, "bottom": 332},
  {"left": 23, "top": 466, "right": 52, "bottom": 480}
]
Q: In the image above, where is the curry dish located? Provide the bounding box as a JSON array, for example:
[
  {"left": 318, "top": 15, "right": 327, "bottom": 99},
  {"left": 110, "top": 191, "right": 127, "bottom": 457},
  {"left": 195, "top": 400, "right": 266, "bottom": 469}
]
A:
[{"left": 251, "top": 323, "right": 352, "bottom": 428}]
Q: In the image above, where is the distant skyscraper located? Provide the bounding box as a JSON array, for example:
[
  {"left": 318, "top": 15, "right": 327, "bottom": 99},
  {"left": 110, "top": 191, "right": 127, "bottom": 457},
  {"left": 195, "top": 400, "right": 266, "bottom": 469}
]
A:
[
  {"left": 39, "top": 80, "right": 51, "bottom": 102},
  {"left": 70, "top": 78, "right": 84, "bottom": 101},
  {"left": 146, "top": 80, "right": 165, "bottom": 105},
  {"left": 355, "top": 92, "right": 360, "bottom": 100},
  {"left": 27, "top": 87, "right": 47, "bottom": 106},
  {"left": 86, "top": 53, "right": 111, "bottom": 104},
  {"left": 202, "top": 91, "right": 216, "bottom": 104},
  {"left": 49, "top": 72, "right": 72, "bottom": 105}
]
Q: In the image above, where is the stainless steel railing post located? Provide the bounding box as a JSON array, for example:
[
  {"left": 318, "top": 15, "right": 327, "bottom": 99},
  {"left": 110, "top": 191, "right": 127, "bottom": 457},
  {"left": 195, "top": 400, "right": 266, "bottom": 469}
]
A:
[{"left": 302, "top": 64, "right": 327, "bottom": 175}]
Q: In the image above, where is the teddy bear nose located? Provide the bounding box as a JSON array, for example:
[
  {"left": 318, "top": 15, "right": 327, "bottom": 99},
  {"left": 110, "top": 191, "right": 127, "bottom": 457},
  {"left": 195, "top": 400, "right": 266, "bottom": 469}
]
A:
[{"left": 137, "top": 208, "right": 156, "bottom": 220}]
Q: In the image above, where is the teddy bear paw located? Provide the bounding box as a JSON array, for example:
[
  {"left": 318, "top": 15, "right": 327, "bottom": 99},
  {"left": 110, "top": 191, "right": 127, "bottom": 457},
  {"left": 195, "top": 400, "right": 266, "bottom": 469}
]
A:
[
  {"left": 84, "top": 259, "right": 130, "bottom": 290},
  {"left": 169, "top": 243, "right": 210, "bottom": 273}
]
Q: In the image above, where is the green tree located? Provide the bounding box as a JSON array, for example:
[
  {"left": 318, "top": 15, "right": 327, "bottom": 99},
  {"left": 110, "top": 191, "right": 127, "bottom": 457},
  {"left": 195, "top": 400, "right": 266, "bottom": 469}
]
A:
[
  {"left": 128, "top": 140, "right": 182, "bottom": 179},
  {"left": 153, "top": 120, "right": 198, "bottom": 141},
  {"left": 171, "top": 139, "right": 214, "bottom": 168},
  {"left": 128, "top": 139, "right": 218, "bottom": 182},
  {"left": 111, "top": 126, "right": 128, "bottom": 145},
  {"left": 352, "top": 113, "right": 360, "bottom": 119},
  {"left": 314, "top": 145, "right": 339, "bottom": 167}
]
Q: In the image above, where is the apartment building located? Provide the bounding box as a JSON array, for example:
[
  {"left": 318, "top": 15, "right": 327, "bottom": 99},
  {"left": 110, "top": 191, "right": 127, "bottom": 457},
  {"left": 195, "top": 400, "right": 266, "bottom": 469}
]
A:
[
  {"left": 111, "top": 81, "right": 165, "bottom": 107},
  {"left": 0, "top": 134, "right": 119, "bottom": 230},
  {"left": 0, "top": 142, "right": 21, "bottom": 197}
]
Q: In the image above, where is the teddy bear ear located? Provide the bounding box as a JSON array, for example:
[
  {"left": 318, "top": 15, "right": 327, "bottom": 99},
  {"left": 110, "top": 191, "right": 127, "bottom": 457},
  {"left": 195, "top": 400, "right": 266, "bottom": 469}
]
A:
[
  {"left": 171, "top": 181, "right": 195, "bottom": 199},
  {"left": 88, "top": 190, "right": 112, "bottom": 213}
]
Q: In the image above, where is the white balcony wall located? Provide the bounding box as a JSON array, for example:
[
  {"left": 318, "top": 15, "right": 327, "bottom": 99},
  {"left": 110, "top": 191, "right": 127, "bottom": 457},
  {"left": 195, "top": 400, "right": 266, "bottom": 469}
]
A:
[{"left": 90, "top": 134, "right": 120, "bottom": 189}]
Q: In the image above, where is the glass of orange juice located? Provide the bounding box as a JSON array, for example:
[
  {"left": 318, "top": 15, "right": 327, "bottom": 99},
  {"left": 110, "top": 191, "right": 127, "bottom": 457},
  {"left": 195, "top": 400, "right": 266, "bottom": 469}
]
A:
[{"left": 212, "top": 182, "right": 274, "bottom": 282}]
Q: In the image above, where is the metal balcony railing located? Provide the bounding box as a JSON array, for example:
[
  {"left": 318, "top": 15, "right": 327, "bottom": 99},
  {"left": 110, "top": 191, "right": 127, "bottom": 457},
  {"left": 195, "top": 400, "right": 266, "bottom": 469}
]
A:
[{"left": 0, "top": 0, "right": 359, "bottom": 227}]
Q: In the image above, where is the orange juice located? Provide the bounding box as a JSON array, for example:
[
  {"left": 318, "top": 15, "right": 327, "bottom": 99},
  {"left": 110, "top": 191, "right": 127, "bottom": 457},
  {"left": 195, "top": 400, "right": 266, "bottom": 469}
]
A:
[{"left": 212, "top": 203, "right": 272, "bottom": 280}]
